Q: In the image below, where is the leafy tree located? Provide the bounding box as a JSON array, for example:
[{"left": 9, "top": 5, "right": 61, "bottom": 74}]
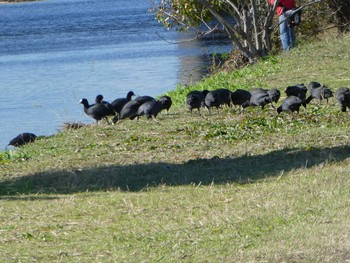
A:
[
  {"left": 150, "top": 0, "right": 280, "bottom": 63},
  {"left": 151, "top": 0, "right": 349, "bottom": 63}
]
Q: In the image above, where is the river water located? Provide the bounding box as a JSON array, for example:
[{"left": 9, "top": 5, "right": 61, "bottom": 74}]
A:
[{"left": 0, "top": 0, "right": 231, "bottom": 150}]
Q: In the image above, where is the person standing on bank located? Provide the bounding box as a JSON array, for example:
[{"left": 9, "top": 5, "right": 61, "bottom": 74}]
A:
[{"left": 270, "top": 0, "right": 297, "bottom": 51}]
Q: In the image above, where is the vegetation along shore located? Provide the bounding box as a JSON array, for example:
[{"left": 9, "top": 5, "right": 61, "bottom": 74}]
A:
[{"left": 1, "top": 27, "right": 350, "bottom": 262}]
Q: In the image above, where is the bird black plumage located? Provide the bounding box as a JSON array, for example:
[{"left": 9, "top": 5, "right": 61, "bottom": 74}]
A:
[
  {"left": 158, "top": 95, "right": 172, "bottom": 113},
  {"left": 8, "top": 133, "right": 37, "bottom": 147},
  {"left": 277, "top": 95, "right": 303, "bottom": 114},
  {"left": 305, "top": 82, "right": 333, "bottom": 104},
  {"left": 79, "top": 96, "right": 115, "bottom": 124},
  {"left": 137, "top": 100, "right": 165, "bottom": 119},
  {"left": 230, "top": 89, "right": 251, "bottom": 107},
  {"left": 242, "top": 91, "right": 271, "bottom": 109},
  {"left": 111, "top": 91, "right": 135, "bottom": 114},
  {"left": 335, "top": 87, "right": 350, "bottom": 112},
  {"left": 119, "top": 95, "right": 155, "bottom": 120},
  {"left": 249, "top": 88, "right": 280, "bottom": 107},
  {"left": 285, "top": 84, "right": 308, "bottom": 107},
  {"left": 267, "top": 88, "right": 281, "bottom": 104},
  {"left": 119, "top": 100, "right": 143, "bottom": 120},
  {"left": 204, "top": 88, "right": 232, "bottom": 113},
  {"left": 186, "top": 90, "right": 209, "bottom": 113}
]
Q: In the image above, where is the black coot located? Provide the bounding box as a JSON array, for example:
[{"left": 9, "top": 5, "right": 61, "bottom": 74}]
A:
[
  {"left": 250, "top": 88, "right": 280, "bottom": 106},
  {"left": 186, "top": 90, "right": 209, "bottom": 113},
  {"left": 305, "top": 83, "right": 333, "bottom": 104},
  {"left": 231, "top": 89, "right": 251, "bottom": 107},
  {"left": 277, "top": 96, "right": 303, "bottom": 114},
  {"left": 204, "top": 88, "right": 232, "bottom": 113},
  {"left": 137, "top": 100, "right": 164, "bottom": 119},
  {"left": 267, "top": 88, "right": 281, "bottom": 104},
  {"left": 111, "top": 91, "right": 135, "bottom": 114},
  {"left": 285, "top": 84, "right": 308, "bottom": 107},
  {"left": 285, "top": 84, "right": 307, "bottom": 103},
  {"left": 119, "top": 96, "right": 155, "bottom": 120},
  {"left": 307, "top": 81, "right": 322, "bottom": 91},
  {"left": 158, "top": 96, "right": 172, "bottom": 113},
  {"left": 119, "top": 100, "right": 143, "bottom": 120},
  {"left": 242, "top": 91, "right": 271, "bottom": 109},
  {"left": 9, "top": 133, "right": 37, "bottom": 147},
  {"left": 335, "top": 87, "right": 350, "bottom": 112},
  {"left": 95, "top": 94, "right": 115, "bottom": 112},
  {"left": 79, "top": 96, "right": 115, "bottom": 124}
]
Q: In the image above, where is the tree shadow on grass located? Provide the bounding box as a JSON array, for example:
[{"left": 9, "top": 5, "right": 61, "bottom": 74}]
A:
[{"left": 1, "top": 145, "right": 349, "bottom": 196}]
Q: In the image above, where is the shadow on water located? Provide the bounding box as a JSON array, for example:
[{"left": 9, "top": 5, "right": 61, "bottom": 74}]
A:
[{"left": 1, "top": 145, "right": 349, "bottom": 197}]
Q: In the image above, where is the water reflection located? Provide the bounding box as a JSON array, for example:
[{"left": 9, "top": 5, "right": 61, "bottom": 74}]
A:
[
  {"left": 176, "top": 29, "right": 232, "bottom": 85},
  {"left": 177, "top": 54, "right": 209, "bottom": 85}
]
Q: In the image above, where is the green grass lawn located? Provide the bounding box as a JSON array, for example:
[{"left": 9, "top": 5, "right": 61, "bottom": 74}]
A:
[{"left": 1, "top": 33, "right": 350, "bottom": 262}]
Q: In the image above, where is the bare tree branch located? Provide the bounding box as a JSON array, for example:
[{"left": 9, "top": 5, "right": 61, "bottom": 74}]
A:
[
  {"left": 154, "top": 25, "right": 221, "bottom": 45},
  {"left": 197, "top": 0, "right": 257, "bottom": 61},
  {"left": 222, "top": 0, "right": 244, "bottom": 21}
]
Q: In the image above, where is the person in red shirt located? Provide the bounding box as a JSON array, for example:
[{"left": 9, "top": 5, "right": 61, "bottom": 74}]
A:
[{"left": 269, "top": 0, "right": 297, "bottom": 51}]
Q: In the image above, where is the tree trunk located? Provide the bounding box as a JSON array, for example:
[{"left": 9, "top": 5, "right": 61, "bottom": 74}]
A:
[
  {"left": 327, "top": 0, "right": 350, "bottom": 32},
  {"left": 198, "top": 0, "right": 277, "bottom": 62},
  {"left": 153, "top": 0, "right": 279, "bottom": 63}
]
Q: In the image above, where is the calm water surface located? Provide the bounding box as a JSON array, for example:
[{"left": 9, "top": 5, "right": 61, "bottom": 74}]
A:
[{"left": 0, "top": 0, "right": 231, "bottom": 150}]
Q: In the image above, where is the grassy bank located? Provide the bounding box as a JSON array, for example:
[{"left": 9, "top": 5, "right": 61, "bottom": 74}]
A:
[{"left": 1, "top": 33, "right": 350, "bottom": 262}]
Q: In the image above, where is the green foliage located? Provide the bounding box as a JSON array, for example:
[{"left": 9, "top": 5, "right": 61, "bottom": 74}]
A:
[
  {"left": 151, "top": 0, "right": 343, "bottom": 60},
  {"left": 151, "top": 0, "right": 279, "bottom": 62},
  {"left": 0, "top": 151, "right": 10, "bottom": 164},
  {"left": 0, "top": 148, "right": 33, "bottom": 164},
  {"left": 1, "top": 33, "right": 350, "bottom": 262},
  {"left": 150, "top": 0, "right": 223, "bottom": 31},
  {"left": 297, "top": 0, "right": 332, "bottom": 38}
]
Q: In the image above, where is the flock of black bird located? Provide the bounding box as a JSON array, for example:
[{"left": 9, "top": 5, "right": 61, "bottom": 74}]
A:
[
  {"left": 79, "top": 92, "right": 172, "bottom": 124},
  {"left": 8, "top": 81, "right": 350, "bottom": 147},
  {"left": 186, "top": 81, "right": 348, "bottom": 114}
]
